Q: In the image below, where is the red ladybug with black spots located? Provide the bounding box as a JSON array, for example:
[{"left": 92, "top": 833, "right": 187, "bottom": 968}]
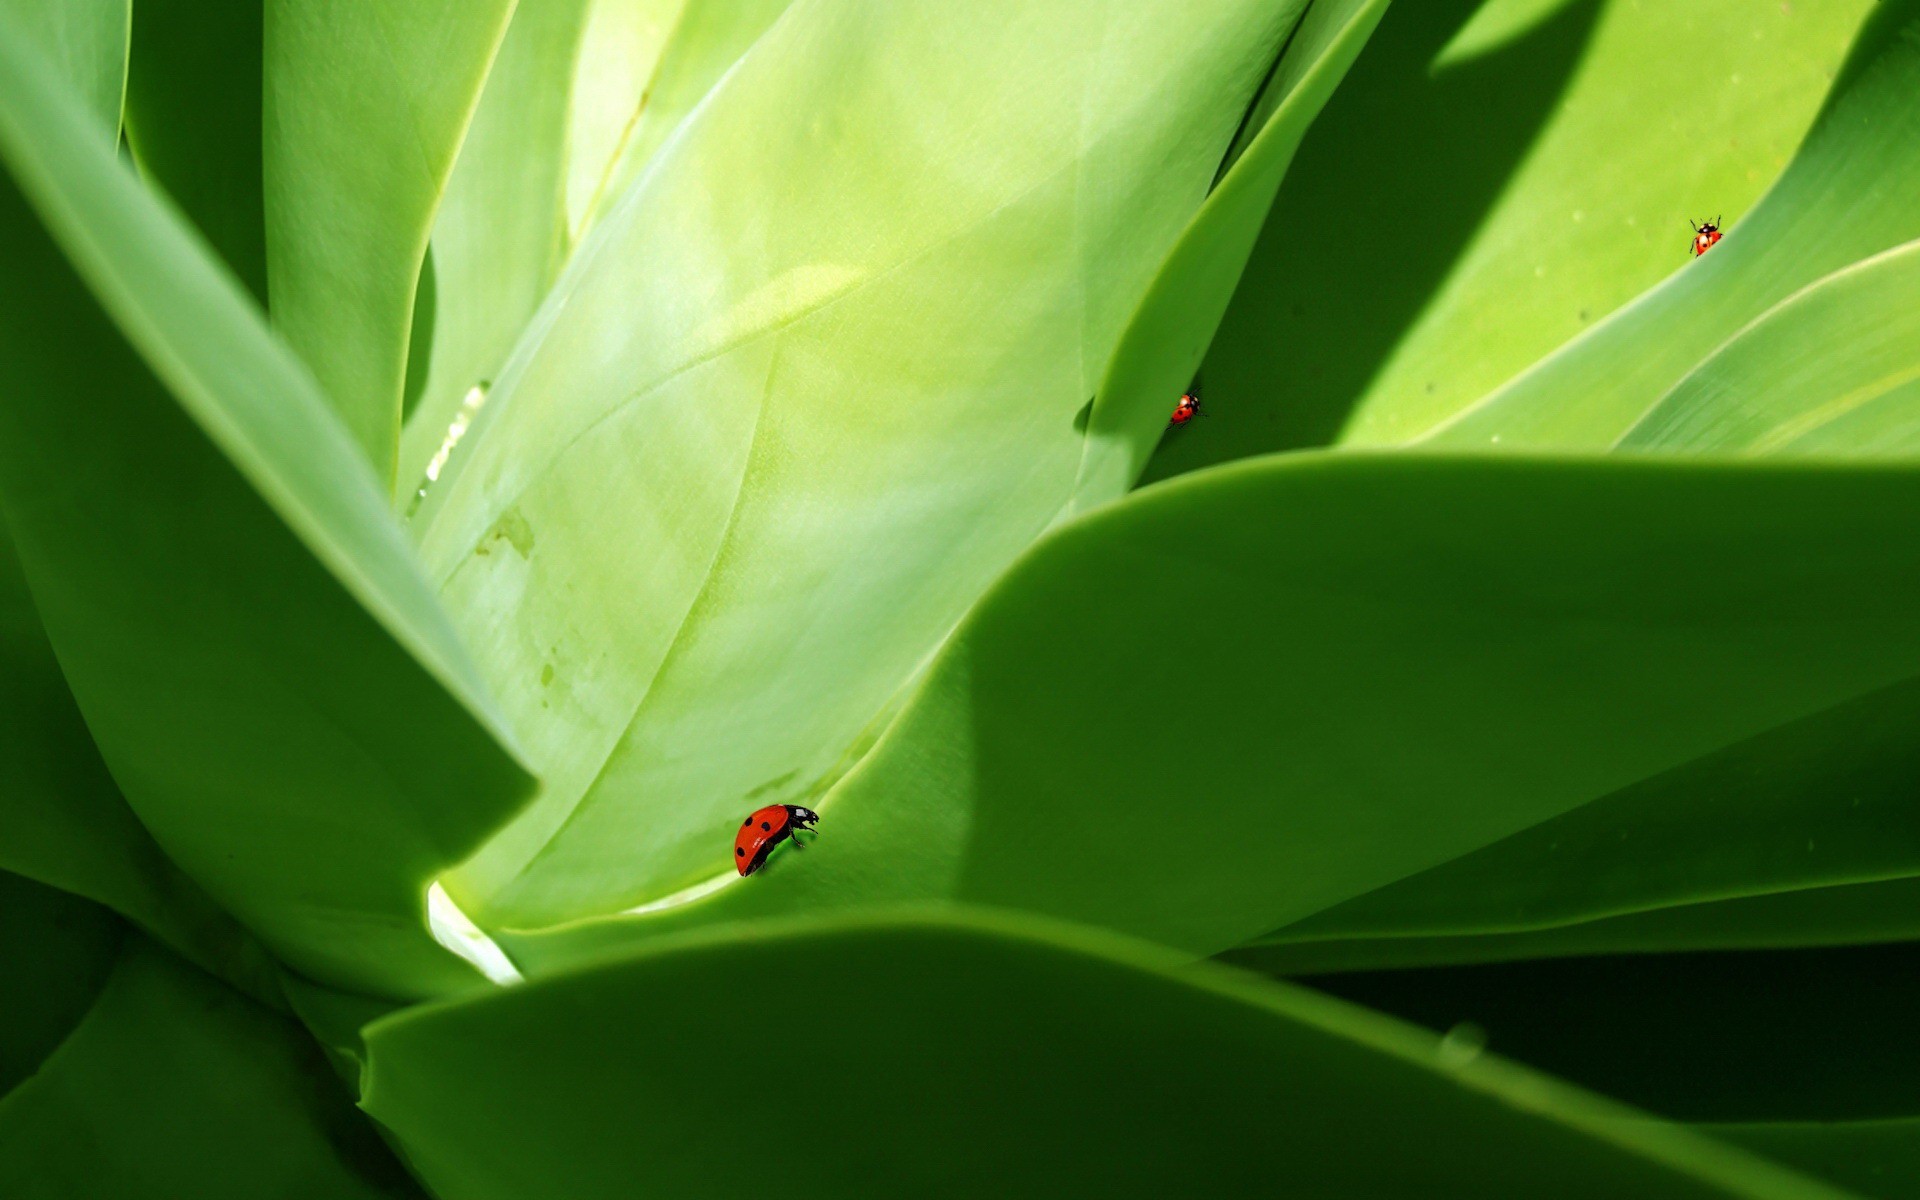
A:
[
  {"left": 734, "top": 804, "right": 820, "bottom": 876},
  {"left": 1169, "top": 390, "right": 1201, "bottom": 427},
  {"left": 1689, "top": 216, "right": 1722, "bottom": 257}
]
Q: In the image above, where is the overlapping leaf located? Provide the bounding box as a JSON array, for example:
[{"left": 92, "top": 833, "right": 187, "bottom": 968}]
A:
[
  {"left": 1235, "top": 669, "right": 1920, "bottom": 974},
  {"left": 264, "top": 0, "right": 517, "bottom": 480},
  {"left": 0, "top": 18, "right": 533, "bottom": 999},
  {"left": 1068, "top": 0, "right": 1385, "bottom": 506},
  {"left": 499, "top": 454, "right": 1920, "bottom": 975},
  {"left": 418, "top": 0, "right": 1320, "bottom": 928},
  {"left": 0, "top": 519, "right": 269, "bottom": 997},
  {"left": 1424, "top": 0, "right": 1920, "bottom": 449},
  {"left": 1620, "top": 239, "right": 1920, "bottom": 455},
  {"left": 367, "top": 911, "right": 1848, "bottom": 1199},
  {"left": 397, "top": 0, "right": 595, "bottom": 496},
  {"left": 1145, "top": 0, "right": 1871, "bottom": 479},
  {"left": 0, "top": 934, "right": 422, "bottom": 1200},
  {"left": 0, "top": 0, "right": 126, "bottom": 136}
]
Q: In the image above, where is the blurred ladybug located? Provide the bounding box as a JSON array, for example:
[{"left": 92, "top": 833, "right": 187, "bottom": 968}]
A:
[
  {"left": 1689, "top": 216, "right": 1722, "bottom": 257},
  {"left": 734, "top": 804, "right": 819, "bottom": 876},
  {"left": 1169, "top": 390, "right": 1201, "bottom": 427}
]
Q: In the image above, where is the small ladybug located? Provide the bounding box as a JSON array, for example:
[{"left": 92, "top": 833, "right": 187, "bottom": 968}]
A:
[
  {"left": 1169, "top": 391, "right": 1201, "bottom": 427},
  {"left": 1689, "top": 216, "right": 1722, "bottom": 257},
  {"left": 733, "top": 804, "right": 820, "bottom": 876}
]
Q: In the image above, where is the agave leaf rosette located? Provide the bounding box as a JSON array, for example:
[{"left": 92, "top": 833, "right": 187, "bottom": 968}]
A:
[{"left": 4, "top": 0, "right": 1920, "bottom": 1197}]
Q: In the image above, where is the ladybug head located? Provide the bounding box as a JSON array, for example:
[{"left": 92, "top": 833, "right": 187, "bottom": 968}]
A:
[{"left": 786, "top": 805, "right": 820, "bottom": 829}]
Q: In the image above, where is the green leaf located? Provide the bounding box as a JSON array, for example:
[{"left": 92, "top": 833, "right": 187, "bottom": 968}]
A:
[
  {"left": 1712, "top": 1120, "right": 1920, "bottom": 1200},
  {"left": 1067, "top": 0, "right": 1384, "bottom": 507},
  {"left": 122, "top": 0, "right": 269, "bottom": 303},
  {"left": 366, "top": 910, "right": 1852, "bottom": 1200},
  {"left": 0, "top": 936, "right": 422, "bottom": 1200},
  {"left": 0, "top": 0, "right": 127, "bottom": 136},
  {"left": 562, "top": 0, "right": 800, "bottom": 242},
  {"left": 0, "top": 870, "right": 121, "bottom": 1097},
  {"left": 0, "top": 517, "right": 273, "bottom": 1000},
  {"left": 1146, "top": 0, "right": 1871, "bottom": 479},
  {"left": 417, "top": 0, "right": 1311, "bottom": 927},
  {"left": 1619, "top": 240, "right": 1920, "bottom": 454},
  {"left": 277, "top": 972, "right": 405, "bottom": 1092},
  {"left": 503, "top": 454, "right": 1920, "bottom": 974},
  {"left": 1424, "top": 0, "right": 1920, "bottom": 450},
  {"left": 1235, "top": 671, "right": 1920, "bottom": 972},
  {"left": 397, "top": 0, "right": 595, "bottom": 499},
  {"left": 0, "top": 18, "right": 534, "bottom": 999},
  {"left": 1229, "top": 876, "right": 1920, "bottom": 977},
  {"left": 263, "top": 0, "right": 518, "bottom": 482}
]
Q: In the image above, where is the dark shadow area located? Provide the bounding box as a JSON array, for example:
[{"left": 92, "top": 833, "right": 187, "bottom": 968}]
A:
[
  {"left": 1294, "top": 941, "right": 1920, "bottom": 1123},
  {"left": 1140, "top": 0, "right": 1601, "bottom": 485},
  {"left": 122, "top": 0, "right": 269, "bottom": 306}
]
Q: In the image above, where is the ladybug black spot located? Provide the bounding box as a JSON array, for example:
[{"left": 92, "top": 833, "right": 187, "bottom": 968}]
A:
[
  {"left": 736, "top": 847, "right": 745, "bottom": 857},
  {"left": 761, "top": 822, "right": 771, "bottom": 831},
  {"left": 744, "top": 817, "right": 753, "bottom": 827}
]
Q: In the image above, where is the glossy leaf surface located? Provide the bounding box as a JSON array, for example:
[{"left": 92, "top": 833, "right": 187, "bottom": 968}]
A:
[
  {"left": 0, "top": 20, "right": 533, "bottom": 998},
  {"left": 368, "top": 912, "right": 1847, "bottom": 1200},
  {"left": 501, "top": 454, "right": 1920, "bottom": 975},
  {"left": 264, "top": 0, "right": 517, "bottom": 480},
  {"left": 1146, "top": 0, "right": 1869, "bottom": 476},
  {"left": 420, "top": 0, "right": 1316, "bottom": 927},
  {"left": 1425, "top": 0, "right": 1920, "bottom": 449}
]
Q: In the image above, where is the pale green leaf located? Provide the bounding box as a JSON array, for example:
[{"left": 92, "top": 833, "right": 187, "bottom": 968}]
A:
[
  {"left": 1619, "top": 239, "right": 1920, "bottom": 455},
  {"left": 264, "top": 0, "right": 518, "bottom": 482},
  {"left": 418, "top": 0, "right": 1308, "bottom": 927},
  {"left": 1424, "top": 0, "right": 1920, "bottom": 449}
]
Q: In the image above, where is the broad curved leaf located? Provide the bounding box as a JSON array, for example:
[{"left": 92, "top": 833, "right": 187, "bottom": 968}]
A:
[
  {"left": 0, "top": 0, "right": 126, "bottom": 136},
  {"left": 366, "top": 911, "right": 1848, "bottom": 1200},
  {"left": 1234, "top": 670, "right": 1920, "bottom": 972},
  {"left": 557, "top": 0, "right": 687, "bottom": 238},
  {"left": 499, "top": 454, "right": 1920, "bottom": 974},
  {"left": 418, "top": 0, "right": 1310, "bottom": 927},
  {"left": 264, "top": 0, "right": 517, "bottom": 481},
  {"left": 0, "top": 936, "right": 422, "bottom": 1200},
  {"left": 1067, "top": 0, "right": 1384, "bottom": 507},
  {"left": 1229, "top": 876, "right": 1920, "bottom": 977},
  {"left": 1145, "top": 0, "right": 1871, "bottom": 479},
  {"left": 398, "top": 0, "right": 595, "bottom": 498},
  {"left": 0, "top": 519, "right": 271, "bottom": 998},
  {"left": 1620, "top": 239, "right": 1920, "bottom": 454},
  {"left": 1424, "top": 0, "right": 1920, "bottom": 449},
  {"left": 563, "top": 0, "right": 800, "bottom": 242},
  {"left": 0, "top": 19, "right": 534, "bottom": 999}
]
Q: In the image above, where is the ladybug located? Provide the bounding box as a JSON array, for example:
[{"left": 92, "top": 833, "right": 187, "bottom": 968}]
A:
[
  {"left": 1169, "top": 391, "right": 1201, "bottom": 427},
  {"left": 1689, "top": 216, "right": 1722, "bottom": 257},
  {"left": 733, "top": 804, "right": 820, "bottom": 876}
]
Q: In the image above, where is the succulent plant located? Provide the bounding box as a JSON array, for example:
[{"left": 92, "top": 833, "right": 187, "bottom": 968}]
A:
[{"left": 3, "top": 0, "right": 1918, "bottom": 1196}]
